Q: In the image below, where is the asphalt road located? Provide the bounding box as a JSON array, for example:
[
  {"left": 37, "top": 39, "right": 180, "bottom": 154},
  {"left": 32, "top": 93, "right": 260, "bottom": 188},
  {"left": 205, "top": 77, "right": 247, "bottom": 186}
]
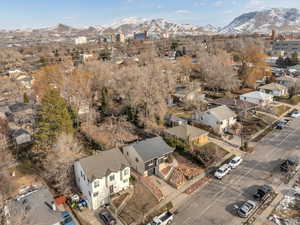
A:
[{"left": 173, "top": 117, "right": 300, "bottom": 225}]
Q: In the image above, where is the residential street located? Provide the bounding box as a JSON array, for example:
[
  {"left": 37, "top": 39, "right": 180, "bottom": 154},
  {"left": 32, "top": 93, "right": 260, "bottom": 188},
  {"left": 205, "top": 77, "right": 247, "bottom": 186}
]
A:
[{"left": 173, "top": 117, "right": 300, "bottom": 225}]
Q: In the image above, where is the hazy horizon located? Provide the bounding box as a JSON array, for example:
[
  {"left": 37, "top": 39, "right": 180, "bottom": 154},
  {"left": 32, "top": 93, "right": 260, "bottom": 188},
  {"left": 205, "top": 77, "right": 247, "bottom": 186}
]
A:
[{"left": 1, "top": 0, "right": 300, "bottom": 30}]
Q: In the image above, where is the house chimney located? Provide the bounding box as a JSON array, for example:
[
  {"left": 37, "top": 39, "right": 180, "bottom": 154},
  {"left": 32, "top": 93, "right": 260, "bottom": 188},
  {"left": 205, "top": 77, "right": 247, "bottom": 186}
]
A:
[{"left": 51, "top": 201, "right": 56, "bottom": 211}]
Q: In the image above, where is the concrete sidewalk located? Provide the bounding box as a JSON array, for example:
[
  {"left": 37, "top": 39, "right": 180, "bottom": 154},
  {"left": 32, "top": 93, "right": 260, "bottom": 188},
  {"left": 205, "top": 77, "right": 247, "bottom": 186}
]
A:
[
  {"left": 249, "top": 104, "right": 296, "bottom": 143},
  {"left": 144, "top": 140, "right": 242, "bottom": 220}
]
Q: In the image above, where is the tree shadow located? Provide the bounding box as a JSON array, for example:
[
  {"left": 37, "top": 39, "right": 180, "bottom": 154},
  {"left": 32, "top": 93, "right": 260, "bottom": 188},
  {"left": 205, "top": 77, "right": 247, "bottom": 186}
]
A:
[{"left": 241, "top": 184, "right": 261, "bottom": 199}]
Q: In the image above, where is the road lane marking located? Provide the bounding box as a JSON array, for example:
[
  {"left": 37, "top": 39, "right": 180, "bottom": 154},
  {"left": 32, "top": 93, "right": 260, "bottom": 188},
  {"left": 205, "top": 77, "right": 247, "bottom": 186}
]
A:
[{"left": 190, "top": 126, "right": 300, "bottom": 218}]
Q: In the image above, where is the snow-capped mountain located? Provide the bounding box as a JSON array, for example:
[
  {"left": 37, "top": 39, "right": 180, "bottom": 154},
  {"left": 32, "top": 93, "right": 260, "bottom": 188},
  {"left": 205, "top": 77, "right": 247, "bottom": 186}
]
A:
[
  {"left": 100, "top": 17, "right": 217, "bottom": 35},
  {"left": 221, "top": 8, "right": 300, "bottom": 34},
  {"left": 109, "top": 17, "right": 147, "bottom": 29}
]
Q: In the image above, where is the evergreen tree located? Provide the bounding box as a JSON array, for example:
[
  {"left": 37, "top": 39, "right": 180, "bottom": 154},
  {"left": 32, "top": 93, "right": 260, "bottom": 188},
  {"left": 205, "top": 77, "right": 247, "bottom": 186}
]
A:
[
  {"left": 171, "top": 41, "right": 178, "bottom": 51},
  {"left": 23, "top": 93, "right": 29, "bottom": 103},
  {"left": 35, "top": 88, "right": 74, "bottom": 146},
  {"left": 276, "top": 56, "right": 285, "bottom": 68},
  {"left": 284, "top": 57, "right": 293, "bottom": 67},
  {"left": 291, "top": 52, "right": 299, "bottom": 66}
]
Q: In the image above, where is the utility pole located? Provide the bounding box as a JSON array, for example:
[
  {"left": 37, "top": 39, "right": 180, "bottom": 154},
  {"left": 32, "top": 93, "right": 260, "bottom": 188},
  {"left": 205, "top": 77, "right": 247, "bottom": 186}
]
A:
[{"left": 240, "top": 101, "right": 249, "bottom": 150}]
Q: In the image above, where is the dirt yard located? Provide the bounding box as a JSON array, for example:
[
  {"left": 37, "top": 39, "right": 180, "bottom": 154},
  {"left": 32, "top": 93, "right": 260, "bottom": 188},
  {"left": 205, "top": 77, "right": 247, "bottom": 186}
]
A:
[
  {"left": 174, "top": 153, "right": 203, "bottom": 178},
  {"left": 3, "top": 163, "right": 43, "bottom": 198},
  {"left": 112, "top": 193, "right": 129, "bottom": 209},
  {"left": 119, "top": 181, "right": 158, "bottom": 225},
  {"left": 194, "top": 142, "right": 228, "bottom": 162},
  {"left": 240, "top": 114, "right": 271, "bottom": 137},
  {"left": 272, "top": 105, "right": 291, "bottom": 117}
]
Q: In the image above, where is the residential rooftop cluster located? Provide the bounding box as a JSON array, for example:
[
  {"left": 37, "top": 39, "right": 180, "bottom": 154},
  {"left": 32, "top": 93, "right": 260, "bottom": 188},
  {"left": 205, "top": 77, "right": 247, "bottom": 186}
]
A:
[{"left": 1, "top": 18, "right": 300, "bottom": 225}]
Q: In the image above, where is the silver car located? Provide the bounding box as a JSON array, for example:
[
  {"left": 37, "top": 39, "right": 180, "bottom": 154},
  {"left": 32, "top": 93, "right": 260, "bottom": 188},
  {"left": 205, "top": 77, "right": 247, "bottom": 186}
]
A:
[{"left": 237, "top": 200, "right": 257, "bottom": 218}]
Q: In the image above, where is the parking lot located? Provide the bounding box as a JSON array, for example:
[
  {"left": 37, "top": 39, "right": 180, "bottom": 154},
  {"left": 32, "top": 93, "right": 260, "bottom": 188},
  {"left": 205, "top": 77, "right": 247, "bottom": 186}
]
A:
[{"left": 173, "top": 117, "right": 300, "bottom": 225}]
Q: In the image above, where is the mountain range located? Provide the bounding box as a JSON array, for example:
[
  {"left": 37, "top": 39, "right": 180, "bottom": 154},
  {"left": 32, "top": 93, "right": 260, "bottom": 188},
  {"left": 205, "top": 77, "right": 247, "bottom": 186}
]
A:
[
  {"left": 2, "top": 8, "right": 300, "bottom": 36},
  {"left": 220, "top": 8, "right": 300, "bottom": 34}
]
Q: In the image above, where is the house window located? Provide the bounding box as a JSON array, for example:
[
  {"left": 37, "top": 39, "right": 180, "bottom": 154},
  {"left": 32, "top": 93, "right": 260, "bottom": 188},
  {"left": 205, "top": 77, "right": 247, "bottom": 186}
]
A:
[
  {"left": 135, "top": 158, "right": 139, "bottom": 163},
  {"left": 94, "top": 180, "right": 99, "bottom": 188},
  {"left": 127, "top": 152, "right": 129, "bottom": 156},
  {"left": 124, "top": 168, "right": 129, "bottom": 176},
  {"left": 109, "top": 175, "right": 115, "bottom": 181},
  {"left": 89, "top": 191, "right": 91, "bottom": 197},
  {"left": 123, "top": 179, "right": 129, "bottom": 183},
  {"left": 93, "top": 192, "right": 98, "bottom": 197}
]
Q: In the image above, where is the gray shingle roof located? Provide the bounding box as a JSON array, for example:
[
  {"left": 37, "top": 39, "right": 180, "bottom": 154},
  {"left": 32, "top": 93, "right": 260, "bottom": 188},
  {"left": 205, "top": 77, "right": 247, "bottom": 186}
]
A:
[
  {"left": 206, "top": 105, "right": 236, "bottom": 121},
  {"left": 165, "top": 124, "right": 208, "bottom": 141},
  {"left": 259, "top": 83, "right": 287, "bottom": 91},
  {"left": 12, "top": 129, "right": 31, "bottom": 145},
  {"left": 240, "top": 91, "right": 273, "bottom": 100},
  {"left": 78, "top": 148, "right": 129, "bottom": 181},
  {"left": 124, "top": 136, "right": 174, "bottom": 162},
  {"left": 9, "top": 103, "right": 32, "bottom": 113}
]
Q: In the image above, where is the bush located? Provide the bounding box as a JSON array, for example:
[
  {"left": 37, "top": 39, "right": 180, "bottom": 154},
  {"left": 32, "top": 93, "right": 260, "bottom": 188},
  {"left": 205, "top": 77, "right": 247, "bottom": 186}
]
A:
[
  {"left": 129, "top": 175, "right": 136, "bottom": 185},
  {"left": 291, "top": 96, "right": 300, "bottom": 105},
  {"left": 164, "top": 137, "right": 188, "bottom": 151}
]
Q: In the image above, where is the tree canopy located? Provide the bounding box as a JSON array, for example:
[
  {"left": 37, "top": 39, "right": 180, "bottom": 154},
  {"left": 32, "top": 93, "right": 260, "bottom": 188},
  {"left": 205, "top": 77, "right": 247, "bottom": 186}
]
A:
[{"left": 35, "top": 88, "right": 74, "bottom": 147}]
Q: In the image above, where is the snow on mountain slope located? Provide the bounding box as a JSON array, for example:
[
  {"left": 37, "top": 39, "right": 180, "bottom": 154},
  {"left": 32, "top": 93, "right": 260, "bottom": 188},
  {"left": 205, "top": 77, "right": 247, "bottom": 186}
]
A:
[
  {"left": 221, "top": 8, "right": 300, "bottom": 34},
  {"left": 101, "top": 17, "right": 217, "bottom": 35}
]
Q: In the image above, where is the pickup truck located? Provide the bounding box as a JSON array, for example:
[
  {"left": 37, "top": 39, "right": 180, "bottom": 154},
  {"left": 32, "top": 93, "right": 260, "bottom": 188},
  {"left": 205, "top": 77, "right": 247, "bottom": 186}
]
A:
[
  {"left": 253, "top": 185, "right": 273, "bottom": 202},
  {"left": 147, "top": 211, "right": 173, "bottom": 225}
]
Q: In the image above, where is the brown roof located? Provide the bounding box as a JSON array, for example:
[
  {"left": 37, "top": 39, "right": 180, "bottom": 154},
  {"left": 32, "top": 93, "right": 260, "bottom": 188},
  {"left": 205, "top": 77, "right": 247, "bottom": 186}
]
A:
[
  {"left": 213, "top": 97, "right": 257, "bottom": 108},
  {"left": 259, "top": 83, "right": 287, "bottom": 91},
  {"left": 78, "top": 148, "right": 129, "bottom": 181},
  {"left": 165, "top": 124, "right": 208, "bottom": 141}
]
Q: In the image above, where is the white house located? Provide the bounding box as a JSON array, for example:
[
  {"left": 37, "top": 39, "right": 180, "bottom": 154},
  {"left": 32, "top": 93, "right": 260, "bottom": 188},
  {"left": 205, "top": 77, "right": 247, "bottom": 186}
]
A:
[
  {"left": 258, "top": 83, "right": 288, "bottom": 97},
  {"left": 75, "top": 36, "right": 87, "bottom": 45},
  {"left": 194, "top": 105, "right": 237, "bottom": 134},
  {"left": 74, "top": 148, "right": 130, "bottom": 210},
  {"left": 240, "top": 91, "right": 273, "bottom": 106},
  {"left": 276, "top": 76, "right": 298, "bottom": 89}
]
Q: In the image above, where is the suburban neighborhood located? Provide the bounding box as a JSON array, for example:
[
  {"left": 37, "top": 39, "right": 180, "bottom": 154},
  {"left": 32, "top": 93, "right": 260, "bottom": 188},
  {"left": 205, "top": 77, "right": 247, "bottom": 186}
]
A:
[{"left": 2, "top": 3, "right": 300, "bottom": 225}]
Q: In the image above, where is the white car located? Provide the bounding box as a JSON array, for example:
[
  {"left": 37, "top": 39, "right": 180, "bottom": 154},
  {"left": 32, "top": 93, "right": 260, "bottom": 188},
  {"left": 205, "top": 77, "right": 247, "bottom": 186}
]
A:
[
  {"left": 214, "top": 164, "right": 231, "bottom": 179},
  {"left": 291, "top": 111, "right": 300, "bottom": 118},
  {"left": 229, "top": 156, "right": 243, "bottom": 169}
]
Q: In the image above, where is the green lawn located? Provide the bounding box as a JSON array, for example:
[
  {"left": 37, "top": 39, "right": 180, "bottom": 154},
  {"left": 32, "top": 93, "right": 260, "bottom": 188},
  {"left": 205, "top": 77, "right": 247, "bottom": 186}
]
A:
[
  {"left": 272, "top": 105, "right": 291, "bottom": 117},
  {"left": 275, "top": 95, "right": 300, "bottom": 106},
  {"left": 291, "top": 96, "right": 300, "bottom": 105}
]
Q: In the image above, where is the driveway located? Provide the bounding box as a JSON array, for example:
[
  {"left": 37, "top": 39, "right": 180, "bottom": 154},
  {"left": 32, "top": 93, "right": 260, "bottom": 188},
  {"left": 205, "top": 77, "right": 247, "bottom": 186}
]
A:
[{"left": 173, "top": 117, "right": 300, "bottom": 225}]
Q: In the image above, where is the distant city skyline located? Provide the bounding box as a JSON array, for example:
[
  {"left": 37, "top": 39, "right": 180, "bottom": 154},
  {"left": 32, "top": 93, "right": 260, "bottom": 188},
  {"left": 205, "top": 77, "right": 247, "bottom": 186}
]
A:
[{"left": 1, "top": 0, "right": 300, "bottom": 29}]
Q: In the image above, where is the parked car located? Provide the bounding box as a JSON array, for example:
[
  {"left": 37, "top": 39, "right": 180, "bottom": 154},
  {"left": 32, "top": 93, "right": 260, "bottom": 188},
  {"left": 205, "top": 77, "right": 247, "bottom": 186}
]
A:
[
  {"left": 99, "top": 209, "right": 116, "bottom": 225},
  {"left": 290, "top": 111, "right": 300, "bottom": 118},
  {"left": 280, "top": 158, "right": 298, "bottom": 172},
  {"left": 253, "top": 185, "right": 273, "bottom": 202},
  {"left": 214, "top": 164, "right": 231, "bottom": 179},
  {"left": 275, "top": 119, "right": 289, "bottom": 129},
  {"left": 229, "top": 156, "right": 243, "bottom": 169},
  {"left": 61, "top": 211, "right": 75, "bottom": 225},
  {"left": 237, "top": 200, "right": 257, "bottom": 218},
  {"left": 147, "top": 211, "right": 173, "bottom": 225}
]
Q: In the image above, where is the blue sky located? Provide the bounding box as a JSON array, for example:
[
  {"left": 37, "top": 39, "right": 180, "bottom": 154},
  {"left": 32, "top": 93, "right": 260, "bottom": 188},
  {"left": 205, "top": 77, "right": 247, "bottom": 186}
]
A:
[{"left": 1, "top": 0, "right": 300, "bottom": 29}]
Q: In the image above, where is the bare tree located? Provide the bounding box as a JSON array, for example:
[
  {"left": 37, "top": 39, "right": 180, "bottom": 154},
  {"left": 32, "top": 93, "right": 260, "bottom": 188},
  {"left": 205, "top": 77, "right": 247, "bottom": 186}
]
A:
[
  {"left": 198, "top": 50, "right": 241, "bottom": 92},
  {"left": 0, "top": 48, "right": 23, "bottom": 72}
]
